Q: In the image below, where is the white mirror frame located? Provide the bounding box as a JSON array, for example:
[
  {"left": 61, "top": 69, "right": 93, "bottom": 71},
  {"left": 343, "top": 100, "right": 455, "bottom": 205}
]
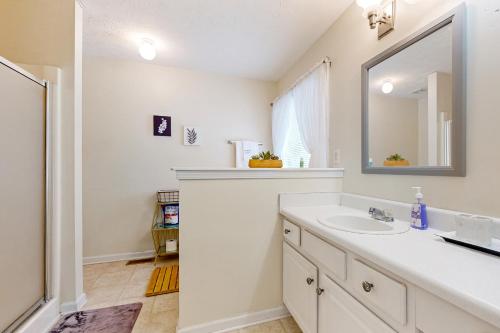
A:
[{"left": 361, "top": 4, "right": 466, "bottom": 176}]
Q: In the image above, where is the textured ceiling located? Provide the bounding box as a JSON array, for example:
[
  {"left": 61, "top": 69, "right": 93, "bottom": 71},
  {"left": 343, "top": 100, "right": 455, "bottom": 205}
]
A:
[{"left": 82, "top": 0, "right": 353, "bottom": 81}]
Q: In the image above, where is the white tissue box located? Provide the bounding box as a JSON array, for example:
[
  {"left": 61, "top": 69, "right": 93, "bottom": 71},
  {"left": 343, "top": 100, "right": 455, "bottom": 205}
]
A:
[
  {"left": 165, "top": 239, "right": 178, "bottom": 252},
  {"left": 455, "top": 214, "right": 492, "bottom": 246},
  {"left": 455, "top": 214, "right": 475, "bottom": 242},
  {"left": 473, "top": 216, "right": 493, "bottom": 247}
]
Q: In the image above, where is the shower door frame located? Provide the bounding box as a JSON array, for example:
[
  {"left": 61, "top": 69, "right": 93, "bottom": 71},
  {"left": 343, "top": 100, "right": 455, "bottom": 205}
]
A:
[{"left": 0, "top": 56, "right": 52, "bottom": 333}]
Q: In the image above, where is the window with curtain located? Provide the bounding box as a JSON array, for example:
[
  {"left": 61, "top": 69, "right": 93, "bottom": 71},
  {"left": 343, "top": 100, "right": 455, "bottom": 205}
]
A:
[
  {"left": 281, "top": 108, "right": 311, "bottom": 168},
  {"left": 272, "top": 61, "right": 330, "bottom": 168}
]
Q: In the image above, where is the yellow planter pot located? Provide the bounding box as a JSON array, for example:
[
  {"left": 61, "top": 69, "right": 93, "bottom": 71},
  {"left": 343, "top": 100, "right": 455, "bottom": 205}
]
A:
[
  {"left": 383, "top": 160, "right": 410, "bottom": 167},
  {"left": 248, "top": 159, "right": 283, "bottom": 168}
]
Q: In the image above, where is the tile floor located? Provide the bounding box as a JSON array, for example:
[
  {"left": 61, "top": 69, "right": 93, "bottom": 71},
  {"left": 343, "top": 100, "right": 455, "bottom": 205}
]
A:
[{"left": 83, "top": 259, "right": 302, "bottom": 333}]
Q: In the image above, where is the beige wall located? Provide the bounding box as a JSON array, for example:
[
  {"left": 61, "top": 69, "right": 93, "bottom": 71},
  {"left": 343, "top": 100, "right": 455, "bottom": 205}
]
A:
[
  {"left": 278, "top": 0, "right": 500, "bottom": 216},
  {"left": 178, "top": 177, "right": 343, "bottom": 329},
  {"left": 83, "top": 57, "right": 277, "bottom": 258},
  {"left": 418, "top": 97, "right": 429, "bottom": 165},
  {"left": 369, "top": 93, "right": 419, "bottom": 166},
  {"left": 0, "top": 0, "right": 83, "bottom": 305}
]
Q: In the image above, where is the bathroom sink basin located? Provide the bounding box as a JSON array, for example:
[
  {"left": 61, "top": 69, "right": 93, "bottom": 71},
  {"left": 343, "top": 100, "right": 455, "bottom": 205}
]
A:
[{"left": 317, "top": 214, "right": 409, "bottom": 235}]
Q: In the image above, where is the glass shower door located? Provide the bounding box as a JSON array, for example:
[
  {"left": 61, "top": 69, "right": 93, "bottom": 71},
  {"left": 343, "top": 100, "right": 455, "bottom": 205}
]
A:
[{"left": 0, "top": 61, "right": 47, "bottom": 332}]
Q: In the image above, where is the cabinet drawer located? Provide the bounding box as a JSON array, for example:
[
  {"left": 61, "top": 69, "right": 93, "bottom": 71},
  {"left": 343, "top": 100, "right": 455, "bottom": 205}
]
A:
[
  {"left": 351, "top": 259, "right": 407, "bottom": 325},
  {"left": 302, "top": 230, "right": 346, "bottom": 281},
  {"left": 283, "top": 220, "right": 300, "bottom": 246},
  {"left": 319, "top": 274, "right": 396, "bottom": 333}
]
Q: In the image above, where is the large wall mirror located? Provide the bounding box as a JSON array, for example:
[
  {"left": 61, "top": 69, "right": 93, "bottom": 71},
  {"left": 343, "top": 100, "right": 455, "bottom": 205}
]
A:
[{"left": 362, "top": 5, "right": 466, "bottom": 176}]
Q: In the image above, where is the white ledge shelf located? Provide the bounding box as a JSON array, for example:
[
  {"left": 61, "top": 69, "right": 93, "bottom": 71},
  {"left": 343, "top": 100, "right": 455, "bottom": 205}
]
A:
[{"left": 173, "top": 168, "right": 344, "bottom": 180}]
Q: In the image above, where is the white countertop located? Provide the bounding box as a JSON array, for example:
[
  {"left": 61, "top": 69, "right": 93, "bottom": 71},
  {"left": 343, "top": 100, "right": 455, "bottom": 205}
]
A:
[
  {"left": 281, "top": 204, "right": 500, "bottom": 329},
  {"left": 174, "top": 167, "right": 344, "bottom": 180}
]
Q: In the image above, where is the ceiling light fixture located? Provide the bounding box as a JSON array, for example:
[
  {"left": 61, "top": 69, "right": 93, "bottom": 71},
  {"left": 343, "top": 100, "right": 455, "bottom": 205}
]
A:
[
  {"left": 139, "top": 38, "right": 156, "bottom": 60},
  {"left": 356, "top": 0, "right": 382, "bottom": 11},
  {"left": 356, "top": 0, "right": 396, "bottom": 39},
  {"left": 382, "top": 81, "right": 394, "bottom": 94}
]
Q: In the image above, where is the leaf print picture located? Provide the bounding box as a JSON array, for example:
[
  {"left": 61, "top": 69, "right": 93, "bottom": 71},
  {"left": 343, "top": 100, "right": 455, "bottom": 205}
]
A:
[
  {"left": 153, "top": 115, "right": 171, "bottom": 136},
  {"left": 158, "top": 119, "right": 168, "bottom": 134},
  {"left": 187, "top": 128, "right": 197, "bottom": 144},
  {"left": 183, "top": 126, "right": 200, "bottom": 145}
]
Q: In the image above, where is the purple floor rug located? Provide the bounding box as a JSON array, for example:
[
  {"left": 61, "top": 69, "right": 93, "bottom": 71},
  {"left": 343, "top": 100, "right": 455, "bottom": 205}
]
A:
[{"left": 49, "top": 303, "right": 142, "bottom": 333}]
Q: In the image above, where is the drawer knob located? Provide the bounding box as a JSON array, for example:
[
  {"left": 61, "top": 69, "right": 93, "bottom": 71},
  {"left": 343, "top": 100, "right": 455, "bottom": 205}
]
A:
[
  {"left": 362, "top": 281, "right": 374, "bottom": 293},
  {"left": 284, "top": 229, "right": 291, "bottom": 234},
  {"left": 316, "top": 287, "right": 324, "bottom": 296},
  {"left": 306, "top": 277, "right": 314, "bottom": 285}
]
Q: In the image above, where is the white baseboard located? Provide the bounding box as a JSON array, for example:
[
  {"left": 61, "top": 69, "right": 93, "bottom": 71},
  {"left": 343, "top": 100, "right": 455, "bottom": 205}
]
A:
[
  {"left": 60, "top": 293, "right": 87, "bottom": 314},
  {"left": 83, "top": 250, "right": 155, "bottom": 265},
  {"left": 177, "top": 306, "right": 290, "bottom": 333},
  {"left": 15, "top": 298, "right": 60, "bottom": 333}
]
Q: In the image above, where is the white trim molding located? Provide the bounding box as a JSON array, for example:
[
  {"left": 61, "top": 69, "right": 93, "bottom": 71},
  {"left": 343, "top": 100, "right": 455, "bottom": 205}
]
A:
[
  {"left": 174, "top": 168, "right": 344, "bottom": 180},
  {"left": 15, "top": 299, "right": 60, "bottom": 333},
  {"left": 83, "top": 250, "right": 155, "bottom": 265},
  {"left": 60, "top": 293, "right": 87, "bottom": 314},
  {"left": 0, "top": 56, "right": 46, "bottom": 86},
  {"left": 177, "top": 306, "right": 289, "bottom": 333}
]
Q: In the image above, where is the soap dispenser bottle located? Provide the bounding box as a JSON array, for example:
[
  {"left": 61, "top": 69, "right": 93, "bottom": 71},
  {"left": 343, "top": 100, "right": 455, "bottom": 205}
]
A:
[{"left": 411, "top": 186, "right": 428, "bottom": 230}]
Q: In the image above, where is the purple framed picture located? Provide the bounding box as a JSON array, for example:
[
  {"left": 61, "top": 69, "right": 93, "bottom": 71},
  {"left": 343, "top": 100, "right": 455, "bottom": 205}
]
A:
[{"left": 153, "top": 115, "right": 171, "bottom": 136}]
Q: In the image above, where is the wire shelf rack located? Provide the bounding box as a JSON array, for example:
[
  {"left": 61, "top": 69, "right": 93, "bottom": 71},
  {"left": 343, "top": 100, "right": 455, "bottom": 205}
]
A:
[{"left": 152, "top": 190, "right": 180, "bottom": 264}]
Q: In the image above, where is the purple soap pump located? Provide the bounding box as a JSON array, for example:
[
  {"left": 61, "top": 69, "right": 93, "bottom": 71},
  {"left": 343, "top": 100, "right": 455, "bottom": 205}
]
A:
[{"left": 411, "top": 186, "right": 428, "bottom": 230}]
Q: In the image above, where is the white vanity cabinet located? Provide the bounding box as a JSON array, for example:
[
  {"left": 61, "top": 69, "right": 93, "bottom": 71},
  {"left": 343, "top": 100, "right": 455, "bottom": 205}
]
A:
[
  {"left": 283, "top": 227, "right": 395, "bottom": 333},
  {"left": 282, "top": 219, "right": 500, "bottom": 333},
  {"left": 283, "top": 242, "right": 318, "bottom": 333}
]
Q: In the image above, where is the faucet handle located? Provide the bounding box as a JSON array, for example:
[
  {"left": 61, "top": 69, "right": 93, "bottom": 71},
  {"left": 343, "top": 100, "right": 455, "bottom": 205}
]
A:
[{"left": 368, "top": 207, "right": 376, "bottom": 215}]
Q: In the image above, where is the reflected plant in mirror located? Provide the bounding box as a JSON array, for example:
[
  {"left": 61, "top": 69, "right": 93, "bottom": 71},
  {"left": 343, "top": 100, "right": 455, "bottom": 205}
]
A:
[{"left": 362, "top": 5, "right": 466, "bottom": 176}]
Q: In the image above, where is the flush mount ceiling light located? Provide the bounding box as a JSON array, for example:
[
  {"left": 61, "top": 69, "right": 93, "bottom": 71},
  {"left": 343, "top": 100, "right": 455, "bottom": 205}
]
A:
[
  {"left": 381, "top": 81, "right": 394, "bottom": 94},
  {"left": 139, "top": 38, "right": 156, "bottom": 60},
  {"left": 356, "top": 0, "right": 396, "bottom": 39},
  {"left": 356, "top": 0, "right": 382, "bottom": 11}
]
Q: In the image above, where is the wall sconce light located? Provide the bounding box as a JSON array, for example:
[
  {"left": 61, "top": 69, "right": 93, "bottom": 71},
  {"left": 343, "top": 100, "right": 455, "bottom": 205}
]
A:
[{"left": 356, "top": 0, "right": 396, "bottom": 39}]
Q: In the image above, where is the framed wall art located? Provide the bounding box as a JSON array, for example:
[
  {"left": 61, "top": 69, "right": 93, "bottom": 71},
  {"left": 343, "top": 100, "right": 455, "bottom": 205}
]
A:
[
  {"left": 153, "top": 115, "right": 171, "bottom": 136},
  {"left": 183, "top": 126, "right": 200, "bottom": 145}
]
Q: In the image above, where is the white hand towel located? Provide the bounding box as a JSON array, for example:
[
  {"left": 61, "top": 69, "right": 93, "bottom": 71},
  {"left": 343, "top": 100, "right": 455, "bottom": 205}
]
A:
[
  {"left": 242, "top": 141, "right": 260, "bottom": 166},
  {"left": 234, "top": 141, "right": 245, "bottom": 168},
  {"left": 234, "top": 141, "right": 261, "bottom": 168}
]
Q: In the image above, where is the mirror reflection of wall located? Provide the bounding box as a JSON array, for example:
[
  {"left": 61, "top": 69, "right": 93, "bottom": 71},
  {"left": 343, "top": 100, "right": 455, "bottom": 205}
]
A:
[{"left": 368, "top": 24, "right": 452, "bottom": 168}]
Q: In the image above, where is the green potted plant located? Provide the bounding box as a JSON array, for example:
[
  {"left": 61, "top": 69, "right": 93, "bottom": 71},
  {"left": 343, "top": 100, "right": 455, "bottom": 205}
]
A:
[
  {"left": 383, "top": 153, "right": 410, "bottom": 166},
  {"left": 248, "top": 151, "right": 283, "bottom": 168}
]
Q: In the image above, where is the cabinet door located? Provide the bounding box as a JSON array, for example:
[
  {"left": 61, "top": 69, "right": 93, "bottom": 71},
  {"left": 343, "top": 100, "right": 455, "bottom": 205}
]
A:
[
  {"left": 318, "top": 274, "right": 396, "bottom": 333},
  {"left": 416, "top": 289, "right": 500, "bottom": 333},
  {"left": 283, "top": 242, "right": 318, "bottom": 333}
]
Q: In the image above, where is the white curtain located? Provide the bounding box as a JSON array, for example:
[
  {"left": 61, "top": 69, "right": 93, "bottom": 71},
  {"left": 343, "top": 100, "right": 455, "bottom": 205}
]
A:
[
  {"left": 292, "top": 63, "right": 330, "bottom": 167},
  {"left": 272, "top": 93, "right": 293, "bottom": 159}
]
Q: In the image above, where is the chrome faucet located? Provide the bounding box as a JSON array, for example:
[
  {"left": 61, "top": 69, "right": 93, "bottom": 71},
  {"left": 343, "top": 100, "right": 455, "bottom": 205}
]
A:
[{"left": 368, "top": 207, "right": 394, "bottom": 222}]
